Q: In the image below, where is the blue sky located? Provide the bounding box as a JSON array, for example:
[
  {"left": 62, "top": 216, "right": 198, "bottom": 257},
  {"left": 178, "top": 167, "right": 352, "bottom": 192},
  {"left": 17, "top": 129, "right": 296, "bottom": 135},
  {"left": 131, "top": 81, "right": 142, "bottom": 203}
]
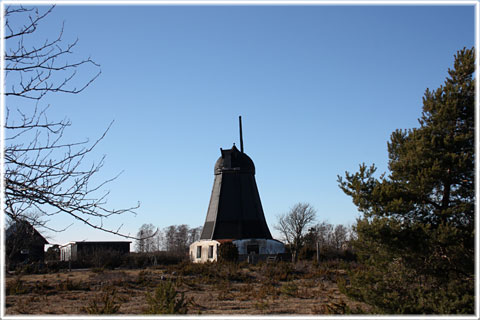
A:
[{"left": 4, "top": 3, "right": 475, "bottom": 246}]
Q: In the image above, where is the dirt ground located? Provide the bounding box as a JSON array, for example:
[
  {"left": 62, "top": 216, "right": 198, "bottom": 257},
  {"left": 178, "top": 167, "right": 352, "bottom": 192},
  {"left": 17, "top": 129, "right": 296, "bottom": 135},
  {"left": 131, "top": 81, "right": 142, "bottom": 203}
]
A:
[{"left": 5, "top": 262, "right": 371, "bottom": 315}]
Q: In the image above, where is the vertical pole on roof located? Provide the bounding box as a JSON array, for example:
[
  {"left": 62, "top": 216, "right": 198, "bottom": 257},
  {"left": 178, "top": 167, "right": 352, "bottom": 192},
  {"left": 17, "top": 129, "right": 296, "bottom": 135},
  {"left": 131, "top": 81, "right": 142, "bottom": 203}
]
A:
[{"left": 239, "top": 116, "right": 244, "bottom": 153}]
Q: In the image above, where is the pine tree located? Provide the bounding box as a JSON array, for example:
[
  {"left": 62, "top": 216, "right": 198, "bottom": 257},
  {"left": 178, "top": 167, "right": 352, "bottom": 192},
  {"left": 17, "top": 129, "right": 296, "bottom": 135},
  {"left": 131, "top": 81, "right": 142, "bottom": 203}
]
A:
[{"left": 337, "top": 48, "right": 474, "bottom": 314}]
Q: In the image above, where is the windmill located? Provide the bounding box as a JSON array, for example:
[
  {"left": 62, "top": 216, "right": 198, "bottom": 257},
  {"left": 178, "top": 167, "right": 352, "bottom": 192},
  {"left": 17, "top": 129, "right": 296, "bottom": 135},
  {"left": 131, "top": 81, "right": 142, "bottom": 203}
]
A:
[{"left": 189, "top": 117, "right": 285, "bottom": 263}]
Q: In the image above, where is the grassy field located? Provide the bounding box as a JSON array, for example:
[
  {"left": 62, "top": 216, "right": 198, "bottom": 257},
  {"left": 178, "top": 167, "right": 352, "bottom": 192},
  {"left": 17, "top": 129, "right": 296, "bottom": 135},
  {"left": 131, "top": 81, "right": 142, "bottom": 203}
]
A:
[{"left": 5, "top": 261, "right": 370, "bottom": 315}]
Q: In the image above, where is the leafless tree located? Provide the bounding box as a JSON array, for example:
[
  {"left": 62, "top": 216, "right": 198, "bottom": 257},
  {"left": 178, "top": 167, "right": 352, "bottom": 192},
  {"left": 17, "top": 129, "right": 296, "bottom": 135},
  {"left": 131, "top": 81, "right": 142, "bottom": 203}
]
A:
[
  {"left": 135, "top": 224, "right": 158, "bottom": 253},
  {"left": 153, "top": 229, "right": 164, "bottom": 252},
  {"left": 314, "top": 221, "right": 334, "bottom": 249},
  {"left": 188, "top": 226, "right": 202, "bottom": 244},
  {"left": 161, "top": 224, "right": 200, "bottom": 255},
  {"left": 4, "top": 5, "right": 140, "bottom": 239},
  {"left": 332, "top": 224, "right": 349, "bottom": 251},
  {"left": 163, "top": 225, "right": 177, "bottom": 252},
  {"left": 275, "top": 202, "right": 316, "bottom": 262},
  {"left": 174, "top": 224, "right": 189, "bottom": 254}
]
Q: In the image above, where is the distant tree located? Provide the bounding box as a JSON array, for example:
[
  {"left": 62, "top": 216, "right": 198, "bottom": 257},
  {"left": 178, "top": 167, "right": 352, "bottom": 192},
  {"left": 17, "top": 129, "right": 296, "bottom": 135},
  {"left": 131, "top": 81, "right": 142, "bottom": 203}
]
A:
[
  {"left": 4, "top": 5, "right": 139, "bottom": 238},
  {"left": 160, "top": 224, "right": 202, "bottom": 255},
  {"left": 173, "top": 224, "right": 190, "bottom": 254},
  {"left": 188, "top": 226, "right": 202, "bottom": 244},
  {"left": 163, "top": 225, "right": 177, "bottom": 253},
  {"left": 45, "top": 245, "right": 60, "bottom": 261},
  {"left": 337, "top": 48, "right": 474, "bottom": 313},
  {"left": 332, "top": 224, "right": 349, "bottom": 251},
  {"left": 315, "top": 221, "right": 334, "bottom": 249},
  {"left": 135, "top": 224, "right": 157, "bottom": 253},
  {"left": 275, "top": 203, "right": 316, "bottom": 262},
  {"left": 154, "top": 229, "right": 164, "bottom": 252},
  {"left": 301, "top": 221, "right": 353, "bottom": 261}
]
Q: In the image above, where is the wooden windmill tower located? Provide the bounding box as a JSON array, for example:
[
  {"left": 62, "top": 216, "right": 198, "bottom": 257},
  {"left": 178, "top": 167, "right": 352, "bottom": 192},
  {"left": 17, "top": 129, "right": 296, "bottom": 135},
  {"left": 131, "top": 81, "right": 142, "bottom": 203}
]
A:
[{"left": 190, "top": 117, "right": 284, "bottom": 263}]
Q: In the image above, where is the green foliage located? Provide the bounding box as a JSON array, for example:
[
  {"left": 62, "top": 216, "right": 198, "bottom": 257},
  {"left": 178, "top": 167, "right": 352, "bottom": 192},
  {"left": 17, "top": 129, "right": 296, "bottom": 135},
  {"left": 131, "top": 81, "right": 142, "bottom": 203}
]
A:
[
  {"left": 217, "top": 242, "right": 238, "bottom": 263},
  {"left": 15, "top": 262, "right": 47, "bottom": 275},
  {"left": 144, "top": 281, "right": 190, "bottom": 314},
  {"left": 172, "top": 260, "right": 248, "bottom": 284},
  {"left": 261, "top": 261, "right": 296, "bottom": 282},
  {"left": 56, "top": 278, "right": 91, "bottom": 291},
  {"left": 173, "top": 261, "right": 217, "bottom": 279},
  {"left": 280, "top": 282, "right": 298, "bottom": 296},
  {"left": 6, "top": 276, "right": 27, "bottom": 295},
  {"left": 337, "top": 48, "right": 474, "bottom": 314},
  {"left": 84, "top": 287, "right": 121, "bottom": 314}
]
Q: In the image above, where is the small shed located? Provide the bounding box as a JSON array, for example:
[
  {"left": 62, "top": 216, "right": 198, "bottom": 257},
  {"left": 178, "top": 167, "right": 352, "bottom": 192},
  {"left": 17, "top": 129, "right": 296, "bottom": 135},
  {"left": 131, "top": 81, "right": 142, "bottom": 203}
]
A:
[
  {"left": 59, "top": 241, "right": 131, "bottom": 261},
  {"left": 6, "top": 220, "right": 49, "bottom": 267},
  {"left": 189, "top": 240, "right": 221, "bottom": 263}
]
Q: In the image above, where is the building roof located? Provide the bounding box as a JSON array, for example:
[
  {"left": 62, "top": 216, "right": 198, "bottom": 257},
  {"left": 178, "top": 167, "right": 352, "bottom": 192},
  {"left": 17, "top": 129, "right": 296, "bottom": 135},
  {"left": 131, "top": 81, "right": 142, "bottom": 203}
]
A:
[
  {"left": 59, "top": 241, "right": 131, "bottom": 248},
  {"left": 214, "top": 145, "right": 255, "bottom": 175},
  {"left": 6, "top": 220, "right": 48, "bottom": 245}
]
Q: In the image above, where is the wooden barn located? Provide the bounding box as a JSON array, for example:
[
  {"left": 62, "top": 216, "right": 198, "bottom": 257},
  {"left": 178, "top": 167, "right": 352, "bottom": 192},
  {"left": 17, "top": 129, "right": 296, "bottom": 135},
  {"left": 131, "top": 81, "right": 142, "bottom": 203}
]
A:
[{"left": 6, "top": 220, "right": 49, "bottom": 268}]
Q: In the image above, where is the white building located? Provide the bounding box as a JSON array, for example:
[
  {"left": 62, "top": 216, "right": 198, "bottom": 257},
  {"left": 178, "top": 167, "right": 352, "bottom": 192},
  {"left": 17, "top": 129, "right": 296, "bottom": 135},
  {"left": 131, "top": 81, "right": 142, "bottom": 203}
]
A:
[{"left": 190, "top": 238, "right": 285, "bottom": 263}]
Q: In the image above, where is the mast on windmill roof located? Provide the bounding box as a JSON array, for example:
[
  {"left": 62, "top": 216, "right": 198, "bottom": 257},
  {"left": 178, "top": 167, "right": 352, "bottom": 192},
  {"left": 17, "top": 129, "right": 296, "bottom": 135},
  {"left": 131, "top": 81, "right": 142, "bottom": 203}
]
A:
[{"left": 239, "top": 115, "right": 244, "bottom": 153}]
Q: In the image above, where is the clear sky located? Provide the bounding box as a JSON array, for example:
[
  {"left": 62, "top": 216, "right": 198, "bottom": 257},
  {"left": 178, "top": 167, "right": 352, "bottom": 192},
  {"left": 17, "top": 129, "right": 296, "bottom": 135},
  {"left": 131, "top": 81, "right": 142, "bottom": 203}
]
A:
[{"left": 4, "top": 2, "right": 475, "bottom": 246}]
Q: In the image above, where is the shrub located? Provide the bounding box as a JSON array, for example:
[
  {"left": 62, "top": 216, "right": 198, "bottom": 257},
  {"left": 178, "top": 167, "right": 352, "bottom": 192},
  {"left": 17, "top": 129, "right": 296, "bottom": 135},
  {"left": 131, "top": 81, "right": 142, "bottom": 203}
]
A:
[
  {"left": 173, "top": 261, "right": 217, "bottom": 280},
  {"left": 121, "top": 252, "right": 186, "bottom": 269},
  {"left": 6, "top": 276, "right": 27, "bottom": 295},
  {"left": 144, "top": 281, "right": 190, "bottom": 314},
  {"left": 217, "top": 263, "right": 249, "bottom": 282},
  {"left": 135, "top": 270, "right": 153, "bottom": 286},
  {"left": 218, "top": 242, "right": 238, "bottom": 263},
  {"left": 280, "top": 282, "right": 298, "bottom": 297},
  {"left": 262, "top": 261, "right": 295, "bottom": 282},
  {"left": 14, "top": 262, "right": 47, "bottom": 275},
  {"left": 56, "top": 278, "right": 90, "bottom": 291},
  {"left": 84, "top": 287, "right": 121, "bottom": 314}
]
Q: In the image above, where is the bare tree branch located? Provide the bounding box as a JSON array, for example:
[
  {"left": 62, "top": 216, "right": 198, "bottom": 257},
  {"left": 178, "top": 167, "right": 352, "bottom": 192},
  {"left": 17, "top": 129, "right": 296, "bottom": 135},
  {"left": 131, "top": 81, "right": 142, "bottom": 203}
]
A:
[{"left": 4, "top": 5, "right": 141, "bottom": 240}]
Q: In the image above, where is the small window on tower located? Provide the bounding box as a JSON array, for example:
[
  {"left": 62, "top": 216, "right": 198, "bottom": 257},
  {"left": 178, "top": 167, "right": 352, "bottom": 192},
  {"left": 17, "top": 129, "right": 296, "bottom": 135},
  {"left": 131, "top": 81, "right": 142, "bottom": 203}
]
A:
[
  {"left": 208, "top": 245, "right": 214, "bottom": 259},
  {"left": 196, "top": 246, "right": 202, "bottom": 259}
]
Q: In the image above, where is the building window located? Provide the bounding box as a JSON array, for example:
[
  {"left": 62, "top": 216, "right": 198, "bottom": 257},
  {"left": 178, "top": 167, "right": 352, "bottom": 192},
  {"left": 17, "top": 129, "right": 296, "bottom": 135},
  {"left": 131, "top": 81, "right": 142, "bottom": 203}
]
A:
[
  {"left": 196, "top": 246, "right": 202, "bottom": 259},
  {"left": 208, "top": 245, "right": 214, "bottom": 259}
]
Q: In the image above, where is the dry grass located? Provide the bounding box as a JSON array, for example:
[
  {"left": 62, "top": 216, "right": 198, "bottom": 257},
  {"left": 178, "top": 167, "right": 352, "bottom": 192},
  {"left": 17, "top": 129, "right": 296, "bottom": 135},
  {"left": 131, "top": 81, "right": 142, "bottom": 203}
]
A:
[{"left": 5, "top": 262, "right": 370, "bottom": 315}]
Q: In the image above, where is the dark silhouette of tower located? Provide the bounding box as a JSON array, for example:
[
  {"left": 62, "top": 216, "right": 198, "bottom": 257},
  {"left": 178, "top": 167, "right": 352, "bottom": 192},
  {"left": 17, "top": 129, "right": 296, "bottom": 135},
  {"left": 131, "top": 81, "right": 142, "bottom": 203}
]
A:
[{"left": 200, "top": 117, "right": 273, "bottom": 240}]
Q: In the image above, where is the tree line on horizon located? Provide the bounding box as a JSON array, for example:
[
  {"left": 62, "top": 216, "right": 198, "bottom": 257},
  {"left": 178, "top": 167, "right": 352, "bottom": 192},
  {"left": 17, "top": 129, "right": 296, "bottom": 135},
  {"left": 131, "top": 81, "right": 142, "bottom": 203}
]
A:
[{"left": 135, "top": 224, "right": 202, "bottom": 255}]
